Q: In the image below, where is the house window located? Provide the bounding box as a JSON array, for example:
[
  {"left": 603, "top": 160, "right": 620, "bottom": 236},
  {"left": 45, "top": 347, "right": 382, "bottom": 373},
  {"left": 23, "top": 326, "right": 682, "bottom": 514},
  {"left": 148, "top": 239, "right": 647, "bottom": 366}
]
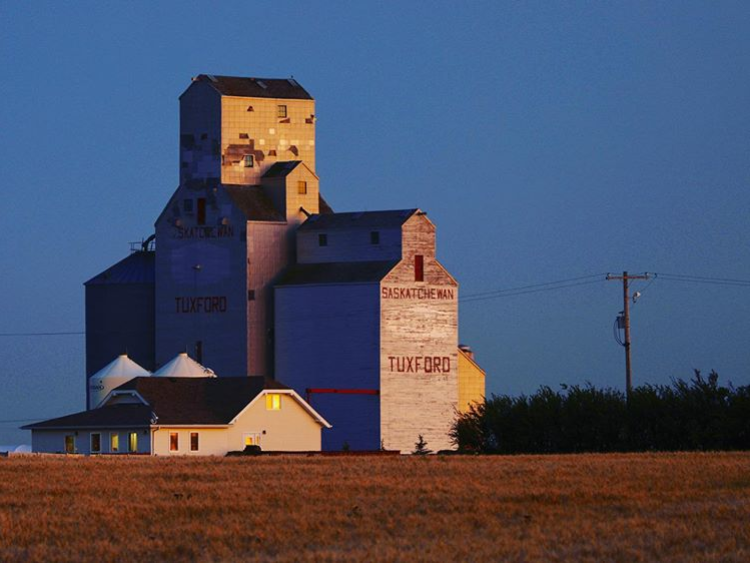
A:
[
  {"left": 64, "top": 435, "right": 75, "bottom": 454},
  {"left": 195, "top": 341, "right": 203, "bottom": 364},
  {"left": 248, "top": 290, "right": 255, "bottom": 301},
  {"left": 277, "top": 105, "right": 287, "bottom": 118},
  {"left": 298, "top": 181, "right": 307, "bottom": 195},
  {"left": 318, "top": 234, "right": 328, "bottom": 247},
  {"left": 90, "top": 433, "right": 101, "bottom": 454},
  {"left": 244, "top": 154, "right": 254, "bottom": 168},
  {"left": 170, "top": 432, "right": 179, "bottom": 452},
  {"left": 266, "top": 393, "right": 281, "bottom": 411},
  {"left": 370, "top": 231, "right": 380, "bottom": 245},
  {"left": 110, "top": 433, "right": 119, "bottom": 453},
  {"left": 415, "top": 255, "right": 424, "bottom": 282},
  {"left": 197, "top": 198, "right": 206, "bottom": 225},
  {"left": 190, "top": 433, "right": 199, "bottom": 452},
  {"left": 128, "top": 432, "right": 138, "bottom": 453},
  {"left": 184, "top": 199, "right": 194, "bottom": 213}
]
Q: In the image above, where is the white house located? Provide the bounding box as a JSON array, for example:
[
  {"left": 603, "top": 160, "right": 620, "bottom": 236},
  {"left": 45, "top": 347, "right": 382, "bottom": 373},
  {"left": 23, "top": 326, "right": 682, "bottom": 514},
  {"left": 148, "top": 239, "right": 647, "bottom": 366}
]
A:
[{"left": 25, "top": 368, "right": 331, "bottom": 456}]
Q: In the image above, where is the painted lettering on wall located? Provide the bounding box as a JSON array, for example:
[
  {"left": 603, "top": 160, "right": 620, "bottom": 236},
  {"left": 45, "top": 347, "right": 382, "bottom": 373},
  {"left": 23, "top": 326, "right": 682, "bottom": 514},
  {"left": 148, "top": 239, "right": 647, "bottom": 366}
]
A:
[
  {"left": 175, "top": 296, "right": 227, "bottom": 313},
  {"left": 388, "top": 356, "right": 451, "bottom": 373},
  {"left": 381, "top": 287, "right": 455, "bottom": 300},
  {"left": 173, "top": 225, "right": 234, "bottom": 239}
]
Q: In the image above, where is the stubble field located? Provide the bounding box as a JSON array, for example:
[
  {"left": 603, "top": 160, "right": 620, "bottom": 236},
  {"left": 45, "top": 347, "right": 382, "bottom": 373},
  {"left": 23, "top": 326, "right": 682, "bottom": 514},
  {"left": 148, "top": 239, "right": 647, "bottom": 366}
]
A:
[{"left": 0, "top": 452, "right": 749, "bottom": 562}]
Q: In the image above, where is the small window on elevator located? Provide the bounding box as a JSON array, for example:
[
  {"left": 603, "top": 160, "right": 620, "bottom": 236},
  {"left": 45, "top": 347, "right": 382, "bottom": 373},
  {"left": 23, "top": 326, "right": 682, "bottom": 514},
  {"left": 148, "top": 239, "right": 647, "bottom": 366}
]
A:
[
  {"left": 197, "top": 198, "right": 206, "bottom": 225},
  {"left": 318, "top": 234, "right": 328, "bottom": 247},
  {"left": 277, "top": 105, "right": 287, "bottom": 118},
  {"left": 195, "top": 341, "right": 203, "bottom": 364},
  {"left": 370, "top": 231, "right": 380, "bottom": 245},
  {"left": 414, "top": 255, "right": 424, "bottom": 282},
  {"left": 244, "top": 154, "right": 254, "bottom": 168}
]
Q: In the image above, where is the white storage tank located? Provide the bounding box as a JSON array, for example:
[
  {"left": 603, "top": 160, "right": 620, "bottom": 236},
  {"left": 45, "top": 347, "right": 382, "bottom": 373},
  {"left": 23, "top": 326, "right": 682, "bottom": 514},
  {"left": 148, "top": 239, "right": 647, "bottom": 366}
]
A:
[
  {"left": 153, "top": 352, "right": 217, "bottom": 378},
  {"left": 88, "top": 354, "right": 151, "bottom": 409}
]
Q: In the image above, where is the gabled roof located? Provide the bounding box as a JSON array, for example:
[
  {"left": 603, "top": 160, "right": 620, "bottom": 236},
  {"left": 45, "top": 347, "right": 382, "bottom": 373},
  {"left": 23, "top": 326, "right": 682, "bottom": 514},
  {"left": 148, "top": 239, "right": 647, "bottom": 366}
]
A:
[
  {"left": 262, "top": 161, "right": 302, "bottom": 178},
  {"left": 298, "top": 209, "right": 419, "bottom": 231},
  {"left": 116, "top": 377, "right": 290, "bottom": 425},
  {"left": 22, "top": 404, "right": 153, "bottom": 430},
  {"left": 85, "top": 251, "right": 155, "bottom": 285},
  {"left": 191, "top": 75, "right": 313, "bottom": 100},
  {"left": 275, "top": 261, "right": 399, "bottom": 287}
]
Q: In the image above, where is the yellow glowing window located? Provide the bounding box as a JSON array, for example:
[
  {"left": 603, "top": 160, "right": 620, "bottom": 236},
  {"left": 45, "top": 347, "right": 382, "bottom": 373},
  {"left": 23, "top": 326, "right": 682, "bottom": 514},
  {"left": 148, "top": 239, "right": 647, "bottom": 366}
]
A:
[
  {"left": 244, "top": 435, "right": 256, "bottom": 446},
  {"left": 277, "top": 105, "right": 287, "bottom": 118},
  {"left": 110, "top": 433, "right": 119, "bottom": 453},
  {"left": 128, "top": 432, "right": 138, "bottom": 453},
  {"left": 170, "top": 432, "right": 179, "bottom": 452},
  {"left": 298, "top": 180, "right": 307, "bottom": 195},
  {"left": 266, "top": 393, "right": 281, "bottom": 411}
]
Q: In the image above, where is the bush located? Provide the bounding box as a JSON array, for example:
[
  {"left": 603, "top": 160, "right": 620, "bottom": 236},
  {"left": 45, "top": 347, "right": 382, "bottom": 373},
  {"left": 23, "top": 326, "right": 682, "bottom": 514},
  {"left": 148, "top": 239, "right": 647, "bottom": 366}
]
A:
[{"left": 451, "top": 370, "right": 750, "bottom": 454}]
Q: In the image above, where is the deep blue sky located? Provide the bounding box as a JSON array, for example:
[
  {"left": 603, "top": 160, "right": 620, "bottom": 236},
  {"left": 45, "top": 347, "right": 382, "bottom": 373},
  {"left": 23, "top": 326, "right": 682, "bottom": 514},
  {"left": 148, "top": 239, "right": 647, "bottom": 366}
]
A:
[{"left": 1, "top": 1, "right": 749, "bottom": 444}]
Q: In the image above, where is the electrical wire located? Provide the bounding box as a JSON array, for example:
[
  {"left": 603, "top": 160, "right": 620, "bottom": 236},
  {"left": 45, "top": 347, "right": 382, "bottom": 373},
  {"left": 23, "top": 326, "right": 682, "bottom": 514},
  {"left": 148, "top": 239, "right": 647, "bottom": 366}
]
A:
[
  {"left": 652, "top": 273, "right": 750, "bottom": 287},
  {"left": 460, "top": 278, "right": 606, "bottom": 303},
  {"left": 460, "top": 273, "right": 607, "bottom": 300}
]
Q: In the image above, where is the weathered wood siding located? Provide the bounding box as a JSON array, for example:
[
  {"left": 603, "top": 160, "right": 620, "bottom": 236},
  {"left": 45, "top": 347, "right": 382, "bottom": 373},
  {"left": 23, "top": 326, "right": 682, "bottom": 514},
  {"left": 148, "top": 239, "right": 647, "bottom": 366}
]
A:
[
  {"left": 380, "top": 214, "right": 458, "bottom": 453},
  {"left": 296, "top": 226, "right": 402, "bottom": 264}
]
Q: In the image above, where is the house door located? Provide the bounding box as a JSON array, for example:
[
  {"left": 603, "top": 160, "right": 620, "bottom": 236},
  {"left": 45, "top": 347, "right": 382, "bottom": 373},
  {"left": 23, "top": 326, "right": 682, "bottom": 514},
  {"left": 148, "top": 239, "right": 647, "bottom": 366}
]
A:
[{"left": 243, "top": 433, "right": 261, "bottom": 448}]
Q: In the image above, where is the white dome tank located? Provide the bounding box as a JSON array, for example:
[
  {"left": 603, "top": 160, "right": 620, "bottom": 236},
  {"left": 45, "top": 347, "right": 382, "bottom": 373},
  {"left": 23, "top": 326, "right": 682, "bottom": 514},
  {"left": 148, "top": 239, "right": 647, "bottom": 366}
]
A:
[
  {"left": 153, "top": 352, "right": 217, "bottom": 378},
  {"left": 88, "top": 354, "right": 151, "bottom": 409}
]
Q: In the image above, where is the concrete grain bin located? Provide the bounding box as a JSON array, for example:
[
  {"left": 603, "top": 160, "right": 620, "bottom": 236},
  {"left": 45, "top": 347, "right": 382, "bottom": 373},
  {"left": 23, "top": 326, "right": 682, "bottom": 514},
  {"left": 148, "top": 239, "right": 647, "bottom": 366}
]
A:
[{"left": 88, "top": 354, "right": 151, "bottom": 409}]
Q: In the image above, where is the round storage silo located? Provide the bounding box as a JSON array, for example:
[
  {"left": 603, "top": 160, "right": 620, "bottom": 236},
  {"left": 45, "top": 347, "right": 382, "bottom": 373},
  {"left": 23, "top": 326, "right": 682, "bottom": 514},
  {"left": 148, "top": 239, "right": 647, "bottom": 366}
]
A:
[
  {"left": 153, "top": 352, "right": 217, "bottom": 378},
  {"left": 88, "top": 354, "right": 151, "bottom": 409}
]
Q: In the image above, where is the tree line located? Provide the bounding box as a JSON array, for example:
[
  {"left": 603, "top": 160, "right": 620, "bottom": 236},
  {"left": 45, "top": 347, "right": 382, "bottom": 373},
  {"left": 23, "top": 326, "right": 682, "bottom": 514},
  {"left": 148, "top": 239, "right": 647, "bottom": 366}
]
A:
[{"left": 451, "top": 370, "right": 750, "bottom": 453}]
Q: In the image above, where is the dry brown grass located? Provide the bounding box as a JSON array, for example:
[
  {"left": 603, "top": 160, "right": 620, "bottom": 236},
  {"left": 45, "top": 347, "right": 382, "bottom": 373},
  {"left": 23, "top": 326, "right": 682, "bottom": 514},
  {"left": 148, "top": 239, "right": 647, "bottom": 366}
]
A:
[{"left": 0, "top": 452, "right": 749, "bottom": 562}]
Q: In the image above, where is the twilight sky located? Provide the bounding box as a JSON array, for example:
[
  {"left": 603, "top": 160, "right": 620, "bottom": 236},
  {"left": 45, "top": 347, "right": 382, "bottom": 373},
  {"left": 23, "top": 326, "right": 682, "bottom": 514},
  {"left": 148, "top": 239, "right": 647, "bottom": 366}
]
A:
[{"left": 1, "top": 1, "right": 749, "bottom": 444}]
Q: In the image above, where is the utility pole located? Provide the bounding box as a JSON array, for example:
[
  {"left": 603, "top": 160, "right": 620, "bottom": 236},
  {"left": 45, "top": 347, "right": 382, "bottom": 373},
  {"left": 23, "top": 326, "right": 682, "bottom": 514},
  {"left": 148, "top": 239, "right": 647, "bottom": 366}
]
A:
[{"left": 607, "top": 271, "right": 649, "bottom": 400}]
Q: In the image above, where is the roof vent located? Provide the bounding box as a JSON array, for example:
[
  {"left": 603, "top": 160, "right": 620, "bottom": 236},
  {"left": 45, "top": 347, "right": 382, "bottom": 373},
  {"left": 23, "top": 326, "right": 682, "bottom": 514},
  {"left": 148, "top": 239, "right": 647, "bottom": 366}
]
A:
[
  {"left": 206, "top": 75, "right": 218, "bottom": 83},
  {"left": 287, "top": 78, "right": 299, "bottom": 87},
  {"left": 257, "top": 80, "right": 268, "bottom": 89}
]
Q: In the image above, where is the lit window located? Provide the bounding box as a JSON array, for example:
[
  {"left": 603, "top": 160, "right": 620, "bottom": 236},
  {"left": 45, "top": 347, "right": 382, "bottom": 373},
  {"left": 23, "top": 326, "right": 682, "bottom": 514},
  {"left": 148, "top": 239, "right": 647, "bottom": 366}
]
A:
[
  {"left": 64, "top": 435, "right": 75, "bottom": 454},
  {"left": 244, "top": 434, "right": 260, "bottom": 446},
  {"left": 190, "top": 432, "right": 199, "bottom": 452},
  {"left": 318, "top": 234, "right": 327, "bottom": 247},
  {"left": 128, "top": 432, "right": 138, "bottom": 453},
  {"left": 90, "top": 433, "right": 101, "bottom": 454},
  {"left": 244, "top": 154, "right": 254, "bottom": 168},
  {"left": 277, "top": 105, "right": 287, "bottom": 118},
  {"left": 110, "top": 433, "right": 119, "bottom": 453},
  {"left": 170, "top": 432, "right": 179, "bottom": 452},
  {"left": 371, "top": 231, "right": 380, "bottom": 245},
  {"left": 197, "top": 198, "right": 206, "bottom": 225},
  {"left": 298, "top": 180, "right": 307, "bottom": 195},
  {"left": 266, "top": 393, "right": 281, "bottom": 411},
  {"left": 415, "top": 255, "right": 424, "bottom": 282}
]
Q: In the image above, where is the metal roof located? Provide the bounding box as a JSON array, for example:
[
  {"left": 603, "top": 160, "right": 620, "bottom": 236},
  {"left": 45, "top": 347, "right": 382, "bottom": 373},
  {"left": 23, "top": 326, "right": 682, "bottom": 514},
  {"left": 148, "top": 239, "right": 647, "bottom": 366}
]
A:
[
  {"left": 298, "top": 209, "right": 419, "bottom": 231},
  {"left": 262, "top": 161, "right": 302, "bottom": 178},
  {"left": 90, "top": 354, "right": 151, "bottom": 380},
  {"left": 85, "top": 251, "right": 155, "bottom": 286},
  {"left": 275, "top": 261, "right": 399, "bottom": 287},
  {"left": 192, "top": 75, "right": 313, "bottom": 100},
  {"left": 153, "top": 353, "right": 216, "bottom": 378}
]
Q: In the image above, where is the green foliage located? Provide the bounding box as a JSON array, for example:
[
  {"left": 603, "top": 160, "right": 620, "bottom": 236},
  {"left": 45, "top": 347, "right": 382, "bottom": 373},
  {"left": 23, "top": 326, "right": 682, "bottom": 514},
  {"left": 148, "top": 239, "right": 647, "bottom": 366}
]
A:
[{"left": 451, "top": 370, "right": 750, "bottom": 454}]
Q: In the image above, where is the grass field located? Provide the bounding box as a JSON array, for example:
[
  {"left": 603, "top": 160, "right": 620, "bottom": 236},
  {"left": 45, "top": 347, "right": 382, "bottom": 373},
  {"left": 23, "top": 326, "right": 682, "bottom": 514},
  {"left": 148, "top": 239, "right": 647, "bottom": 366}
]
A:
[{"left": 1, "top": 452, "right": 749, "bottom": 562}]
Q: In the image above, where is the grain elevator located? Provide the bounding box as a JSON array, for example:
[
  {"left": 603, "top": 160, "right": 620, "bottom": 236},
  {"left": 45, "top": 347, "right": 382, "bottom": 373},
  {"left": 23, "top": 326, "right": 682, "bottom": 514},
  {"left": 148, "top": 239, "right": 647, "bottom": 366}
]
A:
[{"left": 85, "top": 74, "right": 484, "bottom": 453}]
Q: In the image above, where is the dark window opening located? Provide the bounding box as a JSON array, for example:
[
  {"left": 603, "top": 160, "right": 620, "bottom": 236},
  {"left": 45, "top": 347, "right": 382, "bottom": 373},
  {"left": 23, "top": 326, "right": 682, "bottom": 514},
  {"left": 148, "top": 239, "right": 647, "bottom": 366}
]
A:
[
  {"left": 195, "top": 340, "right": 203, "bottom": 364},
  {"left": 370, "top": 231, "right": 380, "bottom": 245},
  {"left": 318, "top": 234, "right": 328, "bottom": 247},
  {"left": 201, "top": 133, "right": 208, "bottom": 140},
  {"left": 90, "top": 433, "right": 101, "bottom": 453},
  {"left": 277, "top": 105, "right": 287, "bottom": 118},
  {"left": 184, "top": 199, "right": 193, "bottom": 213},
  {"left": 190, "top": 432, "right": 199, "bottom": 451},
  {"left": 415, "top": 255, "right": 424, "bottom": 282},
  {"left": 298, "top": 181, "right": 307, "bottom": 195},
  {"left": 244, "top": 154, "right": 254, "bottom": 168},
  {"left": 248, "top": 290, "right": 255, "bottom": 301},
  {"left": 197, "top": 198, "right": 206, "bottom": 225}
]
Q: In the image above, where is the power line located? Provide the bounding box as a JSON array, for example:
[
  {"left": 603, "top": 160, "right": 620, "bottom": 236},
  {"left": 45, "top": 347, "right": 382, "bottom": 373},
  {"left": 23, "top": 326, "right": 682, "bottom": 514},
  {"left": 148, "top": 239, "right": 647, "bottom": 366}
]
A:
[
  {"left": 652, "top": 272, "right": 750, "bottom": 287},
  {"left": 460, "top": 273, "right": 607, "bottom": 300},
  {"left": 460, "top": 276, "right": 607, "bottom": 304}
]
